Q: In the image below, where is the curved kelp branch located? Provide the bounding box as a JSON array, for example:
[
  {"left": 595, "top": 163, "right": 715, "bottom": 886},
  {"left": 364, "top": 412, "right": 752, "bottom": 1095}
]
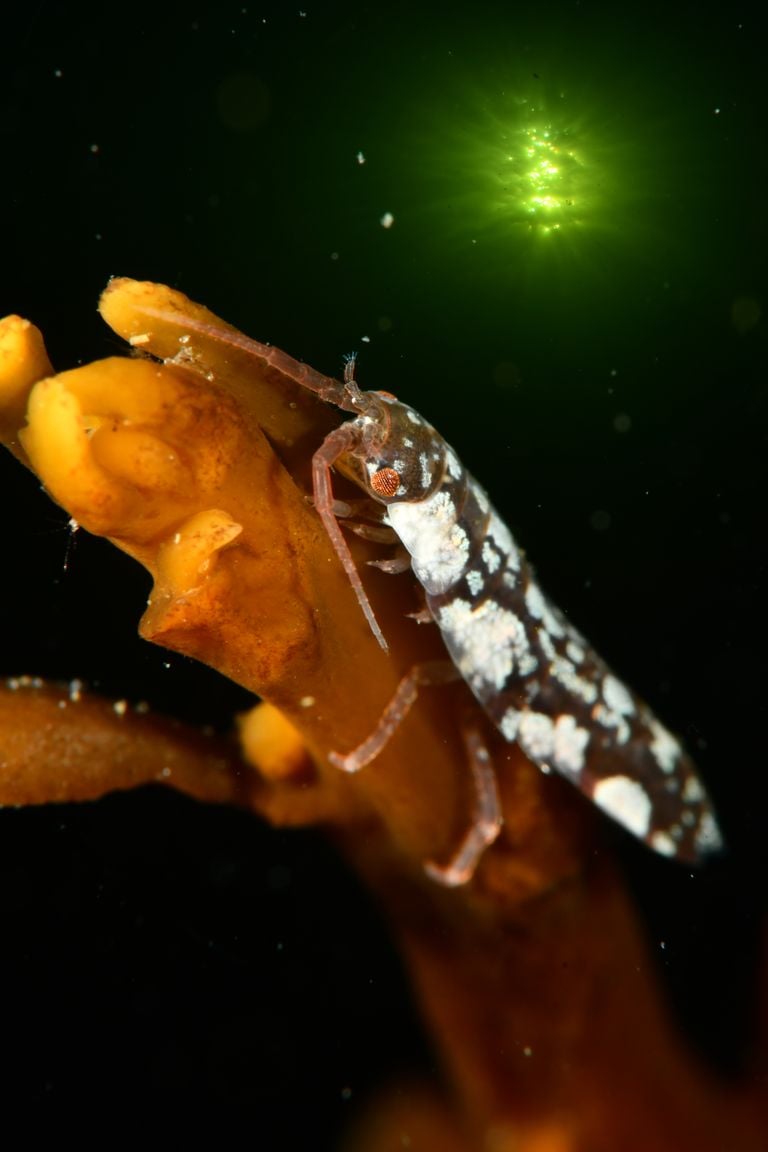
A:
[
  {"left": 0, "top": 677, "right": 247, "bottom": 807},
  {"left": 0, "top": 282, "right": 764, "bottom": 1152}
]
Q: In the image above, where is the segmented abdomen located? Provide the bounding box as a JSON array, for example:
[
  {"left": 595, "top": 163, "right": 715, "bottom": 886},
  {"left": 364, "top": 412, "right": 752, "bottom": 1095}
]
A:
[{"left": 386, "top": 447, "right": 721, "bottom": 861}]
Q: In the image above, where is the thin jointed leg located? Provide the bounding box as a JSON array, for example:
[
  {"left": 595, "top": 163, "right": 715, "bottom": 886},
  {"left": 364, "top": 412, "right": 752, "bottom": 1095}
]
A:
[
  {"left": 328, "top": 660, "right": 460, "bottom": 773},
  {"left": 329, "top": 664, "right": 503, "bottom": 885},
  {"left": 425, "top": 724, "right": 503, "bottom": 887}
]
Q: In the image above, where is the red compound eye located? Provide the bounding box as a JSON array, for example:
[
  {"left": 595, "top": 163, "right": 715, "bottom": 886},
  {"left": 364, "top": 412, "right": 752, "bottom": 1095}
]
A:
[{"left": 370, "top": 467, "right": 400, "bottom": 497}]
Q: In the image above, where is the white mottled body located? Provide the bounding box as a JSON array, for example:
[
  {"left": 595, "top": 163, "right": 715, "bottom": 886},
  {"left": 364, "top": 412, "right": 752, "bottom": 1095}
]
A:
[
  {"left": 331, "top": 388, "right": 722, "bottom": 862},
  {"left": 164, "top": 307, "right": 721, "bottom": 864}
]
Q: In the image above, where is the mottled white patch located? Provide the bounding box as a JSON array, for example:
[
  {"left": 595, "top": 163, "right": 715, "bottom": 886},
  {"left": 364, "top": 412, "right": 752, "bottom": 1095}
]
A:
[
  {"left": 696, "top": 810, "right": 723, "bottom": 852},
  {"left": 488, "top": 511, "right": 514, "bottom": 556},
  {"left": 524, "top": 581, "right": 565, "bottom": 638},
  {"left": 444, "top": 448, "right": 463, "bottom": 480},
  {"left": 473, "top": 484, "right": 490, "bottom": 515},
  {"left": 649, "top": 719, "right": 681, "bottom": 774},
  {"left": 682, "top": 775, "right": 704, "bottom": 803},
  {"left": 500, "top": 707, "right": 521, "bottom": 740},
  {"left": 393, "top": 459, "right": 405, "bottom": 473},
  {"left": 419, "top": 451, "right": 432, "bottom": 489},
  {"left": 526, "top": 583, "right": 545, "bottom": 619},
  {"left": 551, "top": 655, "right": 599, "bottom": 705},
  {"left": 602, "top": 674, "right": 635, "bottom": 716},
  {"left": 516, "top": 710, "right": 589, "bottom": 776},
  {"left": 552, "top": 714, "right": 590, "bottom": 776},
  {"left": 505, "top": 541, "right": 521, "bottom": 573},
  {"left": 437, "top": 598, "right": 537, "bottom": 692},
  {"left": 523, "top": 678, "right": 540, "bottom": 703},
  {"left": 502, "top": 568, "right": 518, "bottom": 590},
  {"left": 518, "top": 711, "right": 555, "bottom": 761},
  {"left": 566, "top": 639, "right": 586, "bottom": 664},
  {"left": 388, "top": 490, "right": 469, "bottom": 592},
  {"left": 592, "top": 703, "right": 631, "bottom": 744},
  {"left": 402, "top": 437, "right": 414, "bottom": 448},
  {"left": 593, "top": 775, "right": 652, "bottom": 838},
  {"left": 482, "top": 540, "right": 502, "bottom": 574},
  {"left": 406, "top": 409, "right": 422, "bottom": 425},
  {"left": 466, "top": 569, "right": 484, "bottom": 596},
  {"left": 650, "top": 831, "right": 677, "bottom": 857},
  {"left": 537, "top": 627, "right": 557, "bottom": 661}
]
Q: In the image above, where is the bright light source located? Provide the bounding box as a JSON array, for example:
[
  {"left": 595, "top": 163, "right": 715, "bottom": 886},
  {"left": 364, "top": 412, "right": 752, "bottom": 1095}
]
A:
[{"left": 496, "top": 120, "right": 586, "bottom": 234}]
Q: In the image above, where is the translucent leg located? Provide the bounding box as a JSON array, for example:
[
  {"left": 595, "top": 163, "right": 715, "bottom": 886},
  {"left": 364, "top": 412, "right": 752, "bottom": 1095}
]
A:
[
  {"left": 329, "top": 663, "right": 503, "bottom": 887},
  {"left": 313, "top": 423, "right": 389, "bottom": 651},
  {"left": 328, "top": 661, "right": 460, "bottom": 773},
  {"left": 424, "top": 725, "right": 503, "bottom": 887},
  {"left": 353, "top": 524, "right": 400, "bottom": 544},
  {"left": 332, "top": 498, "right": 399, "bottom": 543},
  {"left": 367, "top": 547, "right": 411, "bottom": 574}
]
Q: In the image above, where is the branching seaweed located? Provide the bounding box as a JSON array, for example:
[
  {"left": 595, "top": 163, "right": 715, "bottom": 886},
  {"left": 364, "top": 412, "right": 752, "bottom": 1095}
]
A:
[{"left": 1, "top": 281, "right": 765, "bottom": 1151}]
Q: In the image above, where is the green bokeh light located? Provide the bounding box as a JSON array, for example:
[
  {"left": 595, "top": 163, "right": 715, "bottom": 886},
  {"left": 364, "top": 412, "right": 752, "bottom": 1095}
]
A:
[
  {"left": 283, "top": 21, "right": 719, "bottom": 358},
  {"left": 411, "top": 85, "right": 649, "bottom": 262},
  {"left": 503, "top": 116, "right": 585, "bottom": 234},
  {"left": 377, "top": 55, "right": 704, "bottom": 316}
]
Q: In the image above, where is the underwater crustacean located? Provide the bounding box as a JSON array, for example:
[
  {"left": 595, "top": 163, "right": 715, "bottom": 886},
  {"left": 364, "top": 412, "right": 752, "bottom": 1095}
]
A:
[
  {"left": 0, "top": 281, "right": 765, "bottom": 1152},
  {"left": 312, "top": 353, "right": 721, "bottom": 867},
  {"left": 101, "top": 292, "right": 721, "bottom": 881}
]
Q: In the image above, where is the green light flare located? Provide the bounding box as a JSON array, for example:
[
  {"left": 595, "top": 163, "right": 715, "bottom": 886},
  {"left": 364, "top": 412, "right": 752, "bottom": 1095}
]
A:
[
  {"left": 434, "top": 90, "right": 620, "bottom": 252},
  {"left": 500, "top": 117, "right": 586, "bottom": 234},
  {"left": 397, "top": 73, "right": 688, "bottom": 290}
]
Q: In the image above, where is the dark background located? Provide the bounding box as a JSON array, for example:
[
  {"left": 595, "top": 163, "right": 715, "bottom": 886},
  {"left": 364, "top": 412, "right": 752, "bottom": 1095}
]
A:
[{"left": 1, "top": 1, "right": 766, "bottom": 1145}]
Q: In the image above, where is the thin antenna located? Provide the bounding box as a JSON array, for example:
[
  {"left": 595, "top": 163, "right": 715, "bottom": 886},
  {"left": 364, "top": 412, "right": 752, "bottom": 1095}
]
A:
[{"left": 138, "top": 306, "right": 359, "bottom": 413}]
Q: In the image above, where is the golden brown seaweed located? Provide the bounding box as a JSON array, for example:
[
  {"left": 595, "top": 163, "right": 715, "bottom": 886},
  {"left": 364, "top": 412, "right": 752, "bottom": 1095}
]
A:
[{"left": 0, "top": 281, "right": 765, "bottom": 1152}]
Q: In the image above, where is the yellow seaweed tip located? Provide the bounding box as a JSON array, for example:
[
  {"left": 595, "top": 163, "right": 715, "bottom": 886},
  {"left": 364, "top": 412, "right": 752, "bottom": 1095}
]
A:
[
  {"left": 19, "top": 376, "right": 110, "bottom": 512},
  {"left": 155, "top": 509, "right": 243, "bottom": 599},
  {"left": 0, "top": 314, "right": 52, "bottom": 391},
  {"left": 238, "top": 701, "right": 310, "bottom": 782},
  {"left": 0, "top": 314, "right": 54, "bottom": 448}
]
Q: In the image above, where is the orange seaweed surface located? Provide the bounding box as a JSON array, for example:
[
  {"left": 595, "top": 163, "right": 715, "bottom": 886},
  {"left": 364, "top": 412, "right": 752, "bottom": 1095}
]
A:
[{"left": 0, "top": 281, "right": 765, "bottom": 1151}]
